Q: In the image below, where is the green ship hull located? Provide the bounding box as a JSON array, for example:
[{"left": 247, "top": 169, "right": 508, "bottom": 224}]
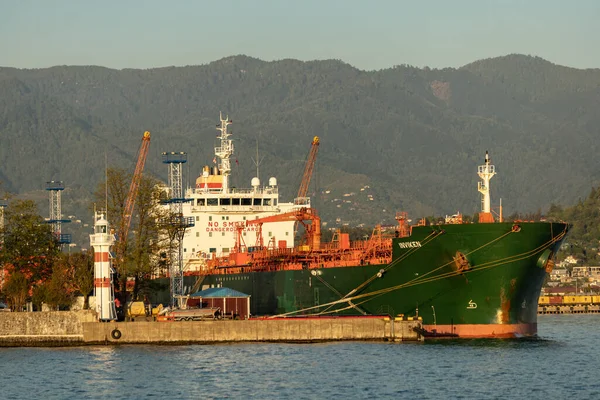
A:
[{"left": 168, "top": 221, "right": 567, "bottom": 338}]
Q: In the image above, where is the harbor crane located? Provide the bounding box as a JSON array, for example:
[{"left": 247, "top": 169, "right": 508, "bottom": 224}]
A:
[
  {"left": 294, "top": 136, "right": 320, "bottom": 206},
  {"left": 245, "top": 207, "right": 322, "bottom": 252},
  {"left": 115, "top": 131, "right": 151, "bottom": 267}
]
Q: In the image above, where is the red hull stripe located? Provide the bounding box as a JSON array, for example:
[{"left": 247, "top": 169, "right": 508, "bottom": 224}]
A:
[{"left": 422, "top": 323, "right": 537, "bottom": 338}]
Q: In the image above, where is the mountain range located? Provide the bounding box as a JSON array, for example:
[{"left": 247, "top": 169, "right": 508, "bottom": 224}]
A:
[{"left": 1, "top": 54, "right": 599, "bottom": 242}]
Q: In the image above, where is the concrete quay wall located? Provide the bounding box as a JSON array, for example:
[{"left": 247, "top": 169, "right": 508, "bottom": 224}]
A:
[
  {"left": 83, "top": 318, "right": 423, "bottom": 344},
  {"left": 0, "top": 310, "right": 96, "bottom": 346}
]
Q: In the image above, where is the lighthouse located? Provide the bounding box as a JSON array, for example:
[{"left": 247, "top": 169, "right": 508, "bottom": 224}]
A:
[{"left": 90, "top": 211, "right": 117, "bottom": 321}]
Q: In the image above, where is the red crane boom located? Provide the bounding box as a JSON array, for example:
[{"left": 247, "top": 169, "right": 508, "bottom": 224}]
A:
[
  {"left": 118, "top": 130, "right": 151, "bottom": 247},
  {"left": 296, "top": 136, "right": 320, "bottom": 202},
  {"left": 247, "top": 207, "right": 321, "bottom": 251}
]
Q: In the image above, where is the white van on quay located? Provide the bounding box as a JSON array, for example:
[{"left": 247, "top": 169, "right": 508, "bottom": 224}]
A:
[{"left": 0, "top": 302, "right": 10, "bottom": 312}]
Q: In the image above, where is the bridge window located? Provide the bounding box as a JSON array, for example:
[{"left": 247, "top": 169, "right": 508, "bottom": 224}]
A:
[
  {"left": 263, "top": 198, "right": 271, "bottom": 206},
  {"left": 207, "top": 198, "right": 218, "bottom": 206},
  {"left": 253, "top": 198, "right": 261, "bottom": 206},
  {"left": 242, "top": 198, "right": 251, "bottom": 206},
  {"left": 232, "top": 198, "right": 241, "bottom": 205},
  {"left": 220, "top": 198, "right": 231, "bottom": 206}
]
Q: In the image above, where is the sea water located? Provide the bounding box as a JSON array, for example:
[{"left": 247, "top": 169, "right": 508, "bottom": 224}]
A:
[{"left": 1, "top": 314, "right": 598, "bottom": 399}]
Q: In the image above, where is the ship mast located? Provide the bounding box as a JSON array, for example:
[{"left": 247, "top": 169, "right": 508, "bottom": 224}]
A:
[
  {"left": 215, "top": 112, "right": 234, "bottom": 194},
  {"left": 477, "top": 151, "right": 496, "bottom": 222}
]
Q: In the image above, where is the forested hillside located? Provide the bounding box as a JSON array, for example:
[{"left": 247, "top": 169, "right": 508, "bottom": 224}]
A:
[{"left": 1, "top": 54, "right": 599, "bottom": 235}]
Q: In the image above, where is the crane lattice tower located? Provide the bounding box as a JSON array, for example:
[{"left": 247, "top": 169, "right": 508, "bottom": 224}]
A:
[
  {"left": 162, "top": 152, "right": 195, "bottom": 308},
  {"left": 46, "top": 181, "right": 71, "bottom": 245}
]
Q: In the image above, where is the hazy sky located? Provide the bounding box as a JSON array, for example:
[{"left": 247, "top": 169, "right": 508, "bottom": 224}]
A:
[{"left": 1, "top": 0, "right": 598, "bottom": 71}]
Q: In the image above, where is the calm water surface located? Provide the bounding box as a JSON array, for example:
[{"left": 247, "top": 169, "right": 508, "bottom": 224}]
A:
[{"left": 1, "top": 314, "right": 599, "bottom": 399}]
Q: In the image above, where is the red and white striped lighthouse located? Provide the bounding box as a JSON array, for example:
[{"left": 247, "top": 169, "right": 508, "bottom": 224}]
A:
[{"left": 90, "top": 211, "right": 117, "bottom": 321}]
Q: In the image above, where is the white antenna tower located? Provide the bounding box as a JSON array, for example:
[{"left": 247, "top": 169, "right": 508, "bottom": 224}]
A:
[
  {"left": 215, "top": 112, "right": 234, "bottom": 194},
  {"left": 251, "top": 136, "right": 264, "bottom": 180}
]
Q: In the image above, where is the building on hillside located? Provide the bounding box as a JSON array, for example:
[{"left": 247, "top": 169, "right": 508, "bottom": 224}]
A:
[
  {"left": 559, "top": 255, "right": 579, "bottom": 268},
  {"left": 549, "top": 268, "right": 569, "bottom": 281},
  {"left": 571, "top": 266, "right": 600, "bottom": 279}
]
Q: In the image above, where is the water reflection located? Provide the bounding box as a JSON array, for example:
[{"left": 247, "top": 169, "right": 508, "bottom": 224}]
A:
[{"left": 1, "top": 315, "right": 600, "bottom": 399}]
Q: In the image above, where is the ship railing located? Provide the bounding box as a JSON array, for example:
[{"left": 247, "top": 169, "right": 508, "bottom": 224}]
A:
[
  {"left": 190, "top": 205, "right": 282, "bottom": 213},
  {"left": 188, "top": 187, "right": 279, "bottom": 196},
  {"left": 319, "top": 239, "right": 392, "bottom": 252},
  {"left": 214, "top": 145, "right": 233, "bottom": 154}
]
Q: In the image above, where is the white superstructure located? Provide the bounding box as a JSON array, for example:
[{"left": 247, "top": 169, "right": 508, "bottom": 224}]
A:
[
  {"left": 179, "top": 114, "right": 304, "bottom": 271},
  {"left": 90, "top": 211, "right": 117, "bottom": 321}
]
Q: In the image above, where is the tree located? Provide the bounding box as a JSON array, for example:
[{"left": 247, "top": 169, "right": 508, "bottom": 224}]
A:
[
  {"left": 45, "top": 265, "right": 75, "bottom": 310},
  {"left": 69, "top": 252, "right": 94, "bottom": 309},
  {"left": 0, "top": 199, "right": 61, "bottom": 299},
  {"left": 31, "top": 256, "right": 80, "bottom": 311},
  {"left": 128, "top": 175, "right": 170, "bottom": 300},
  {"left": 3, "top": 271, "right": 28, "bottom": 311},
  {"left": 94, "top": 168, "right": 170, "bottom": 302},
  {"left": 32, "top": 282, "right": 50, "bottom": 311}
]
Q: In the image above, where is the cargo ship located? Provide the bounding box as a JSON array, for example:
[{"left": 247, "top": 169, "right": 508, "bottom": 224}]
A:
[{"left": 157, "top": 115, "right": 569, "bottom": 338}]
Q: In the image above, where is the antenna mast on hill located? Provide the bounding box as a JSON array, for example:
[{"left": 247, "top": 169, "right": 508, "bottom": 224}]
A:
[
  {"left": 0, "top": 199, "right": 7, "bottom": 289},
  {"left": 0, "top": 199, "right": 6, "bottom": 239}
]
